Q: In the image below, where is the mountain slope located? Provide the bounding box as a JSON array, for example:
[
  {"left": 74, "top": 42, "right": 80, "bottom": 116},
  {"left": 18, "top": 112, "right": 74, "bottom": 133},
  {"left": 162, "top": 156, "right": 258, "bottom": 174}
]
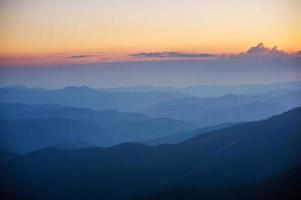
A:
[
  {"left": 0, "top": 86, "right": 188, "bottom": 111},
  {"left": 135, "top": 166, "right": 301, "bottom": 200},
  {"left": 141, "top": 90, "right": 301, "bottom": 126},
  {"left": 0, "top": 118, "right": 103, "bottom": 153},
  {"left": 101, "top": 118, "right": 198, "bottom": 143},
  {"left": 141, "top": 122, "right": 240, "bottom": 145},
  {"left": 1, "top": 107, "right": 300, "bottom": 199},
  {"left": 0, "top": 102, "right": 149, "bottom": 126},
  {"left": 0, "top": 117, "right": 197, "bottom": 153}
]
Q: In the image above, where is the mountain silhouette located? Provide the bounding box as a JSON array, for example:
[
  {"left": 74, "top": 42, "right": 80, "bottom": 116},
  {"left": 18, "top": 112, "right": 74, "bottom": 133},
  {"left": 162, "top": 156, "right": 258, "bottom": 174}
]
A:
[
  {"left": 1, "top": 107, "right": 300, "bottom": 199},
  {"left": 0, "top": 102, "right": 149, "bottom": 126},
  {"left": 141, "top": 122, "right": 240, "bottom": 145},
  {"left": 135, "top": 166, "right": 301, "bottom": 200},
  {"left": 0, "top": 117, "right": 197, "bottom": 153},
  {"left": 0, "top": 86, "right": 187, "bottom": 111},
  {"left": 141, "top": 90, "right": 301, "bottom": 126}
]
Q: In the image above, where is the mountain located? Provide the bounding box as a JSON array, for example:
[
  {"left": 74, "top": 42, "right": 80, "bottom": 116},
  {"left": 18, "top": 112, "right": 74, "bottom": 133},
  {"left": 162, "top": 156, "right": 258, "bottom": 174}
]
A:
[
  {"left": 135, "top": 166, "right": 301, "bottom": 200},
  {"left": 0, "top": 86, "right": 188, "bottom": 111},
  {"left": 100, "top": 118, "right": 198, "bottom": 144},
  {"left": 1, "top": 107, "right": 300, "bottom": 199},
  {"left": 0, "top": 103, "right": 149, "bottom": 126},
  {"left": 143, "top": 100, "right": 290, "bottom": 127},
  {"left": 103, "top": 81, "right": 301, "bottom": 97},
  {"left": 1, "top": 85, "right": 299, "bottom": 127},
  {"left": 49, "top": 141, "right": 95, "bottom": 150},
  {"left": 141, "top": 90, "right": 301, "bottom": 126},
  {"left": 1, "top": 85, "right": 48, "bottom": 92},
  {"left": 141, "top": 122, "right": 240, "bottom": 145},
  {"left": 193, "top": 102, "right": 290, "bottom": 127},
  {"left": 0, "top": 117, "right": 197, "bottom": 153},
  {"left": 176, "top": 80, "right": 301, "bottom": 97},
  {"left": 269, "top": 88, "right": 301, "bottom": 108},
  {"left": 0, "top": 150, "right": 17, "bottom": 162},
  {"left": 0, "top": 118, "right": 103, "bottom": 153}
]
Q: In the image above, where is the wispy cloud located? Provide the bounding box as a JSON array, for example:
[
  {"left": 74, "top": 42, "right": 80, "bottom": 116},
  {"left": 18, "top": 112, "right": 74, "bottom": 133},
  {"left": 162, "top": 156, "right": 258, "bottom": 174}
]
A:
[
  {"left": 68, "top": 54, "right": 96, "bottom": 59},
  {"left": 130, "top": 51, "right": 217, "bottom": 58}
]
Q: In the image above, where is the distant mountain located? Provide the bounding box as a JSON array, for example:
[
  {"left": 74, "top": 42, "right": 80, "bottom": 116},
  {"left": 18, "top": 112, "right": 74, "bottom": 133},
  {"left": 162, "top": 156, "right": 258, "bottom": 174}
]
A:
[
  {"left": 102, "top": 81, "right": 301, "bottom": 97},
  {"left": 0, "top": 103, "right": 149, "bottom": 126},
  {"left": 100, "top": 118, "right": 198, "bottom": 144},
  {"left": 1, "top": 107, "right": 300, "bottom": 199},
  {"left": 49, "top": 141, "right": 95, "bottom": 150},
  {"left": 141, "top": 122, "right": 240, "bottom": 145},
  {"left": 1, "top": 81, "right": 300, "bottom": 111},
  {"left": 176, "top": 81, "right": 301, "bottom": 97},
  {"left": 0, "top": 117, "right": 197, "bottom": 153},
  {"left": 268, "top": 88, "right": 301, "bottom": 108},
  {"left": 141, "top": 90, "right": 301, "bottom": 126},
  {"left": 0, "top": 86, "right": 188, "bottom": 111},
  {"left": 1, "top": 85, "right": 48, "bottom": 92},
  {"left": 0, "top": 118, "right": 102, "bottom": 153},
  {"left": 102, "top": 85, "right": 177, "bottom": 93},
  {"left": 193, "top": 102, "right": 290, "bottom": 127},
  {"left": 135, "top": 166, "right": 301, "bottom": 200},
  {"left": 146, "top": 93, "right": 262, "bottom": 108},
  {"left": 143, "top": 101, "right": 291, "bottom": 127},
  {"left": 1, "top": 84, "right": 300, "bottom": 128}
]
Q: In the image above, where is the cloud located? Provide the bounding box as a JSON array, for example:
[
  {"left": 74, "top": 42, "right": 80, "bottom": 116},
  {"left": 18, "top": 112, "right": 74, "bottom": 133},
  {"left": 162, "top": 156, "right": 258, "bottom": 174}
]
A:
[
  {"left": 240, "top": 43, "right": 288, "bottom": 57},
  {"left": 130, "top": 44, "right": 300, "bottom": 60},
  {"left": 68, "top": 54, "right": 95, "bottom": 59},
  {"left": 295, "top": 51, "right": 301, "bottom": 56},
  {"left": 130, "top": 51, "right": 217, "bottom": 58}
]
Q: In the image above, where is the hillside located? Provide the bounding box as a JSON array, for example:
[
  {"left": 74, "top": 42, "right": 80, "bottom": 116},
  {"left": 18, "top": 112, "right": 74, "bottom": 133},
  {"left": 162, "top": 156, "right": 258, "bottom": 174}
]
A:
[
  {"left": 1, "top": 107, "right": 300, "bottom": 199},
  {"left": 135, "top": 166, "right": 301, "bottom": 200},
  {"left": 141, "top": 90, "right": 301, "bottom": 126},
  {"left": 0, "top": 117, "right": 197, "bottom": 153},
  {"left": 0, "top": 102, "right": 149, "bottom": 126}
]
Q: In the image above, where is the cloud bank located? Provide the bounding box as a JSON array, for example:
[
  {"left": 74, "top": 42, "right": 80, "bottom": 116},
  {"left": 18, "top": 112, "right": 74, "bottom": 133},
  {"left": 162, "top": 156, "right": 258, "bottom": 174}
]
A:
[
  {"left": 130, "top": 51, "right": 217, "bottom": 58},
  {"left": 131, "top": 43, "right": 300, "bottom": 60},
  {"left": 239, "top": 43, "right": 288, "bottom": 57}
]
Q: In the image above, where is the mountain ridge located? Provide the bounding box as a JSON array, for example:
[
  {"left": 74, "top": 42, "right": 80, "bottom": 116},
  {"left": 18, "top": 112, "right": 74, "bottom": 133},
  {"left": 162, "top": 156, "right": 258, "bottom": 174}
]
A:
[{"left": 1, "top": 107, "right": 300, "bottom": 199}]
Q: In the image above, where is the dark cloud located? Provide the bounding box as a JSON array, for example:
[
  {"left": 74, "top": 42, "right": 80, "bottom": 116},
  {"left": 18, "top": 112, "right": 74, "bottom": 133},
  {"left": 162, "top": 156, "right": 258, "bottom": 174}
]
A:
[
  {"left": 68, "top": 54, "right": 95, "bottom": 59},
  {"left": 130, "top": 51, "right": 217, "bottom": 58},
  {"left": 240, "top": 43, "right": 288, "bottom": 57},
  {"left": 130, "top": 44, "right": 298, "bottom": 59}
]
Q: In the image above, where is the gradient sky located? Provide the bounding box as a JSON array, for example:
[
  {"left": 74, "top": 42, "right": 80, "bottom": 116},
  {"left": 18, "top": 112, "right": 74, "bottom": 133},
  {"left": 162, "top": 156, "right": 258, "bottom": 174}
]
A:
[{"left": 1, "top": 0, "right": 301, "bottom": 64}]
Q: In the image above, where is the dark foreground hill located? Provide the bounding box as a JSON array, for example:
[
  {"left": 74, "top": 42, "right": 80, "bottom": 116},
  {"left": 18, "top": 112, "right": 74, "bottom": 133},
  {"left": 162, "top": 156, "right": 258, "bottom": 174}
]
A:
[
  {"left": 135, "top": 166, "right": 301, "bottom": 200},
  {"left": 0, "top": 107, "right": 300, "bottom": 200}
]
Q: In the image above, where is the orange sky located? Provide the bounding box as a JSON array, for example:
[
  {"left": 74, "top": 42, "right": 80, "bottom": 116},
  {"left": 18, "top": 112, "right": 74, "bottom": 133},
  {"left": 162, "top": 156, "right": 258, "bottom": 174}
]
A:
[{"left": 0, "top": 0, "right": 300, "bottom": 64}]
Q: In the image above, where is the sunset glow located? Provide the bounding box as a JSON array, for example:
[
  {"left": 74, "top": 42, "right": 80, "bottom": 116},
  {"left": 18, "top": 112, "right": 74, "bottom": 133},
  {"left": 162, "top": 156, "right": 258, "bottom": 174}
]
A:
[{"left": 1, "top": 0, "right": 300, "bottom": 65}]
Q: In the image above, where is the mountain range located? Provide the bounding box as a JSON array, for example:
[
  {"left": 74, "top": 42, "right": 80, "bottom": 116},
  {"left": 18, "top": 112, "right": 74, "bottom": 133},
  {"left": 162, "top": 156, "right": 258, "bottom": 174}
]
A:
[
  {"left": 1, "top": 83, "right": 300, "bottom": 127},
  {"left": 141, "top": 89, "right": 301, "bottom": 126},
  {"left": 0, "top": 86, "right": 188, "bottom": 111},
  {"left": 1, "top": 107, "right": 300, "bottom": 199},
  {"left": 141, "top": 122, "right": 240, "bottom": 145},
  {"left": 0, "top": 103, "right": 198, "bottom": 153},
  {"left": 0, "top": 102, "right": 149, "bottom": 126}
]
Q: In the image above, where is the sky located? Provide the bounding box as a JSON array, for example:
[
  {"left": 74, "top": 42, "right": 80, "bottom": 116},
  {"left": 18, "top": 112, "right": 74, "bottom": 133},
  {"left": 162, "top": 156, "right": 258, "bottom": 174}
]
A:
[
  {"left": 0, "top": 0, "right": 300, "bottom": 87},
  {"left": 0, "top": 0, "right": 301, "bottom": 65}
]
